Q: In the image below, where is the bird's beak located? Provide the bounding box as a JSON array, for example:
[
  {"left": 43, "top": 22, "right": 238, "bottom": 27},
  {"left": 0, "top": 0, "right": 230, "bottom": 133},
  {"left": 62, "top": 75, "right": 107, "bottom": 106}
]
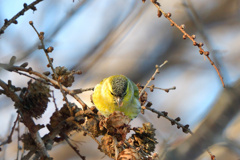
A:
[{"left": 116, "top": 97, "right": 123, "bottom": 107}]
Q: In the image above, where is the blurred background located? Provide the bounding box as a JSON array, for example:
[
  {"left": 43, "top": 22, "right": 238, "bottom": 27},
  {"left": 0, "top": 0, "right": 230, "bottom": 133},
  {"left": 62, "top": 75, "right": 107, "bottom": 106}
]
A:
[{"left": 0, "top": 0, "right": 240, "bottom": 159}]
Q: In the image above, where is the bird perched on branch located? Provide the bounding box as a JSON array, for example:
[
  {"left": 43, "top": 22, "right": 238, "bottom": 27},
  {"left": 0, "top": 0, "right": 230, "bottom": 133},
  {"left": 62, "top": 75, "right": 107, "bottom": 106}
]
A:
[{"left": 92, "top": 75, "right": 141, "bottom": 119}]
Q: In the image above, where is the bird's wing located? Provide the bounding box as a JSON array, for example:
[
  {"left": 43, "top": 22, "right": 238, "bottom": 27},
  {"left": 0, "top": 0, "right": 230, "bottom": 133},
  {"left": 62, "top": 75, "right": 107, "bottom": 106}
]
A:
[{"left": 130, "top": 80, "right": 139, "bottom": 98}]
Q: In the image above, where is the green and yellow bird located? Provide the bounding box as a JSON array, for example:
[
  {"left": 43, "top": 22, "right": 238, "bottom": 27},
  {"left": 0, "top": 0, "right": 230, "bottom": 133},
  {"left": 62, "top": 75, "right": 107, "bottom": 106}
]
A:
[{"left": 92, "top": 75, "right": 141, "bottom": 119}]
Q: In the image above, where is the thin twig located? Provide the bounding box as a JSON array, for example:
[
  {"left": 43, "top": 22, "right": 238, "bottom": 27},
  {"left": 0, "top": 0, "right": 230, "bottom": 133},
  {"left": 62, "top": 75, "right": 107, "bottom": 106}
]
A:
[
  {"left": 71, "top": 87, "right": 94, "bottom": 94},
  {"left": 145, "top": 85, "right": 176, "bottom": 93},
  {"left": 63, "top": 133, "right": 86, "bottom": 160},
  {"left": 183, "top": 0, "right": 222, "bottom": 69},
  {"left": 0, "top": 0, "right": 43, "bottom": 35},
  {"left": 139, "top": 60, "right": 168, "bottom": 97},
  {"left": 0, "top": 114, "right": 15, "bottom": 160},
  {"left": 0, "top": 114, "right": 19, "bottom": 146},
  {"left": 16, "top": 71, "right": 53, "bottom": 86},
  {"left": 0, "top": 79, "right": 50, "bottom": 158},
  {"left": 29, "top": 21, "right": 74, "bottom": 116},
  {"left": 144, "top": 106, "right": 192, "bottom": 134},
  {"left": 17, "top": 114, "right": 20, "bottom": 160},
  {"left": 0, "top": 63, "right": 88, "bottom": 110},
  {"left": 0, "top": 0, "right": 87, "bottom": 65},
  {"left": 147, "top": 0, "right": 225, "bottom": 87},
  {"left": 51, "top": 90, "right": 59, "bottom": 112}
]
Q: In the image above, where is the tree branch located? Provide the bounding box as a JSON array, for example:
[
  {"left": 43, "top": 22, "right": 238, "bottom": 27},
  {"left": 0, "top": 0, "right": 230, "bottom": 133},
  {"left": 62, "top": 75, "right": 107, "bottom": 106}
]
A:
[
  {"left": 0, "top": 0, "right": 43, "bottom": 35},
  {"left": 165, "top": 79, "right": 240, "bottom": 160}
]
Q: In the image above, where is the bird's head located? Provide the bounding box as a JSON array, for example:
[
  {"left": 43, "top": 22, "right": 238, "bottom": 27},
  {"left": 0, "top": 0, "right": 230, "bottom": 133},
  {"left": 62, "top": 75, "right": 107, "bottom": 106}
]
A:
[{"left": 110, "top": 75, "right": 128, "bottom": 107}]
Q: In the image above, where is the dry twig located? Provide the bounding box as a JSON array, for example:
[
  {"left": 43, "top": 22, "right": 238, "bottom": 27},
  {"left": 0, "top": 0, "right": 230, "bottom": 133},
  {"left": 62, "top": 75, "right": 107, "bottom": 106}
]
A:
[
  {"left": 140, "top": 60, "right": 168, "bottom": 97},
  {"left": 0, "top": 0, "right": 43, "bottom": 35},
  {"left": 0, "top": 62, "right": 88, "bottom": 110},
  {"left": 62, "top": 133, "right": 86, "bottom": 160},
  {"left": 143, "top": 106, "right": 192, "bottom": 134},
  {"left": 143, "top": 0, "right": 225, "bottom": 87},
  {"left": 29, "top": 21, "right": 74, "bottom": 116},
  {"left": 0, "top": 79, "right": 50, "bottom": 159},
  {"left": 0, "top": 114, "right": 19, "bottom": 146}
]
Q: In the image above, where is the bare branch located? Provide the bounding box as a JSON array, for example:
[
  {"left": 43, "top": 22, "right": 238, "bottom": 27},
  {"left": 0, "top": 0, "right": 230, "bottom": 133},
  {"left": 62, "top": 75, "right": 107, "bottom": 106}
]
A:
[
  {"left": 0, "top": 0, "right": 43, "bottom": 35},
  {"left": 143, "top": 0, "right": 225, "bottom": 87}
]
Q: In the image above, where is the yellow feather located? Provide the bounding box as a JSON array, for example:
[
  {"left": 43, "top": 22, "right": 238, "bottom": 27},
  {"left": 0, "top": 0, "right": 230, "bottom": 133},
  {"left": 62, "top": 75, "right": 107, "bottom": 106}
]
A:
[{"left": 92, "top": 75, "right": 140, "bottom": 119}]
